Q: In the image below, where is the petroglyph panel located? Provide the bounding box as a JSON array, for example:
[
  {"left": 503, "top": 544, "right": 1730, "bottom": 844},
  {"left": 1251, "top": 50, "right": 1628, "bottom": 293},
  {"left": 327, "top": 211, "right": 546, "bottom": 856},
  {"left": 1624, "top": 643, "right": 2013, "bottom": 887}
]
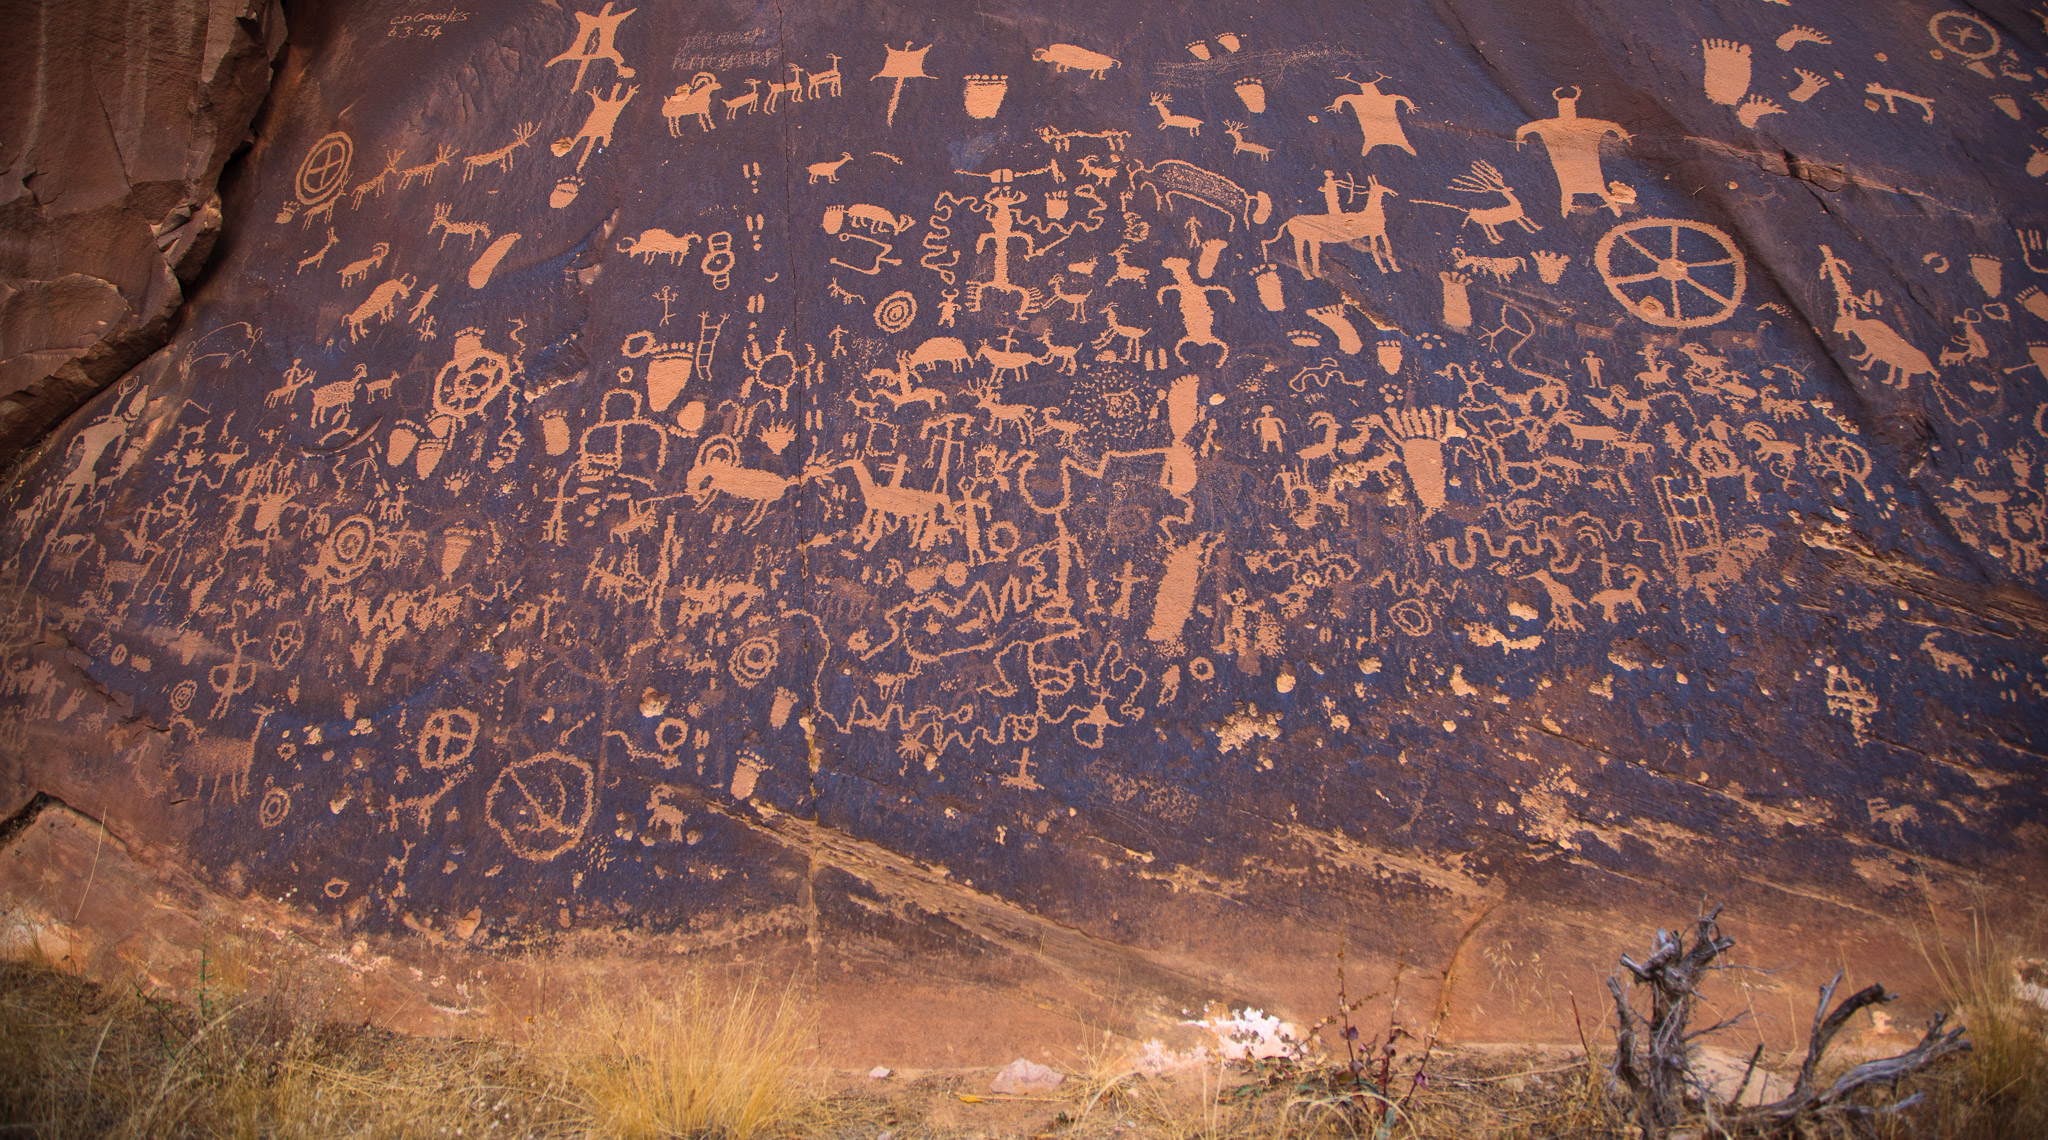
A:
[{"left": 2, "top": 0, "right": 2044, "bottom": 1011}]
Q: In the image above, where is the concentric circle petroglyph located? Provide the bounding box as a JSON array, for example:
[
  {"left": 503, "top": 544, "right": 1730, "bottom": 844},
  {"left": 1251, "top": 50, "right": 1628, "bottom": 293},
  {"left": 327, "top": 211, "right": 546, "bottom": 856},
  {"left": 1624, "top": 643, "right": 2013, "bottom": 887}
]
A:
[{"left": 873, "top": 290, "right": 917, "bottom": 333}]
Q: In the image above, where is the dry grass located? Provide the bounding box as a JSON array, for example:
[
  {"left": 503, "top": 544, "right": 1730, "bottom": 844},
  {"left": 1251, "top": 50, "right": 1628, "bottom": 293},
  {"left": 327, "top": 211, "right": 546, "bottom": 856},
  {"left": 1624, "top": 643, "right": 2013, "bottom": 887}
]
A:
[
  {"left": 1895, "top": 902, "right": 2048, "bottom": 1140},
  {"left": 3, "top": 928, "right": 2044, "bottom": 1140},
  {"left": 553, "top": 972, "right": 815, "bottom": 1140},
  {"left": 0, "top": 956, "right": 577, "bottom": 1137}
]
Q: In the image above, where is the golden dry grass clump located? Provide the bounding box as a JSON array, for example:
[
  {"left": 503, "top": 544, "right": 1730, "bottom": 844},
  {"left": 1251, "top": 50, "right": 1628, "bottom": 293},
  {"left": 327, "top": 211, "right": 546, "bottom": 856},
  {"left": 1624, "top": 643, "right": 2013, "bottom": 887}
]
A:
[
  {"left": 1905, "top": 907, "right": 2048, "bottom": 1140},
  {"left": 0, "top": 951, "right": 816, "bottom": 1139},
  {"left": 0, "top": 956, "right": 573, "bottom": 1137},
  {"left": 554, "top": 973, "right": 815, "bottom": 1140}
]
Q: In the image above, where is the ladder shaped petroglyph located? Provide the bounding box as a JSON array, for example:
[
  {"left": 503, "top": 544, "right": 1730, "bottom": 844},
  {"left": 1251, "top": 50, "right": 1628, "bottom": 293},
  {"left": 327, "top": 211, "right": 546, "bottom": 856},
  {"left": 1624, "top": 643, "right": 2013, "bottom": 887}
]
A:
[{"left": 6, "top": 0, "right": 2045, "bottom": 932}]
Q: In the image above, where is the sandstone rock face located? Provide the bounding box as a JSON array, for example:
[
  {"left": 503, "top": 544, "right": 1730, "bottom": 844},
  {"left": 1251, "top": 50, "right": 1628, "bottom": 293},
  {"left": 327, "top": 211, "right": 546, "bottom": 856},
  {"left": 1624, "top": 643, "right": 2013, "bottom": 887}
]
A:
[
  {"left": 2, "top": 1, "right": 2045, "bottom": 1053},
  {"left": 0, "top": 0, "right": 285, "bottom": 460}
]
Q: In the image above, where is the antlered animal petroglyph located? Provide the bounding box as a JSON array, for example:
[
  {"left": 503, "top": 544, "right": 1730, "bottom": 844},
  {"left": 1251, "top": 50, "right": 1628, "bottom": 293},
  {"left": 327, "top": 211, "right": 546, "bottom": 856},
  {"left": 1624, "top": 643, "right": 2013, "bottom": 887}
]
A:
[{"left": 12, "top": 0, "right": 2047, "bottom": 970}]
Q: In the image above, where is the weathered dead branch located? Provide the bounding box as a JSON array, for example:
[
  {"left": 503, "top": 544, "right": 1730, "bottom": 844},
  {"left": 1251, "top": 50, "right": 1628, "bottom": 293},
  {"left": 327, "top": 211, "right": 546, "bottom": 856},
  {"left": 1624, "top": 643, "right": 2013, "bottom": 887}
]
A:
[{"left": 1607, "top": 903, "right": 1970, "bottom": 1139}]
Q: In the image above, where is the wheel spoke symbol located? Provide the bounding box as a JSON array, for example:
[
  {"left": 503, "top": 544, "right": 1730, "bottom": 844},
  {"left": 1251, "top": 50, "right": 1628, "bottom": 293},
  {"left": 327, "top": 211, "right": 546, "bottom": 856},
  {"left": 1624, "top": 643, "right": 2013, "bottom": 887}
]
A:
[{"left": 1595, "top": 218, "right": 1746, "bottom": 328}]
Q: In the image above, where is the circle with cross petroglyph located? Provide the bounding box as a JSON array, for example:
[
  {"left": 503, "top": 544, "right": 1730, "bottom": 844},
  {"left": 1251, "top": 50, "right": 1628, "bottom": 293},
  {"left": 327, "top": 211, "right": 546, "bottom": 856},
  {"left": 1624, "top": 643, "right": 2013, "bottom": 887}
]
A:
[{"left": 296, "top": 133, "right": 353, "bottom": 206}]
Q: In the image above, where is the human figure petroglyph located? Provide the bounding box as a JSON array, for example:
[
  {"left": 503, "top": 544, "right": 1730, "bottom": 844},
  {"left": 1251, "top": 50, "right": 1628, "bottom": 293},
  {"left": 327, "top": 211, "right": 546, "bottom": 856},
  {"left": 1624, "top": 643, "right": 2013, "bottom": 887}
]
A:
[
  {"left": 977, "top": 332, "right": 1045, "bottom": 387},
  {"left": 1412, "top": 161, "right": 1540, "bottom": 244},
  {"left": 1158, "top": 257, "right": 1234, "bottom": 366},
  {"left": 545, "top": 2, "right": 637, "bottom": 93},
  {"left": 1516, "top": 87, "right": 1633, "bottom": 216},
  {"left": 1265, "top": 170, "right": 1399, "bottom": 278},
  {"left": 267, "top": 359, "right": 315, "bottom": 408},
  {"left": 1328, "top": 74, "right": 1416, "bottom": 157},
  {"left": 1254, "top": 405, "right": 1285, "bottom": 453},
  {"left": 968, "top": 187, "right": 1043, "bottom": 315}
]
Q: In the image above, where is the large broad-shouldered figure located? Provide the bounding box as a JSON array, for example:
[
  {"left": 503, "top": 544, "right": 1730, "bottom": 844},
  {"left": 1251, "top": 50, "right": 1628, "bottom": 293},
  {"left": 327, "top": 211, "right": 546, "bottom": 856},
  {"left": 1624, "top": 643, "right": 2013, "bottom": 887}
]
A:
[{"left": 1516, "top": 86, "right": 1633, "bottom": 216}]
